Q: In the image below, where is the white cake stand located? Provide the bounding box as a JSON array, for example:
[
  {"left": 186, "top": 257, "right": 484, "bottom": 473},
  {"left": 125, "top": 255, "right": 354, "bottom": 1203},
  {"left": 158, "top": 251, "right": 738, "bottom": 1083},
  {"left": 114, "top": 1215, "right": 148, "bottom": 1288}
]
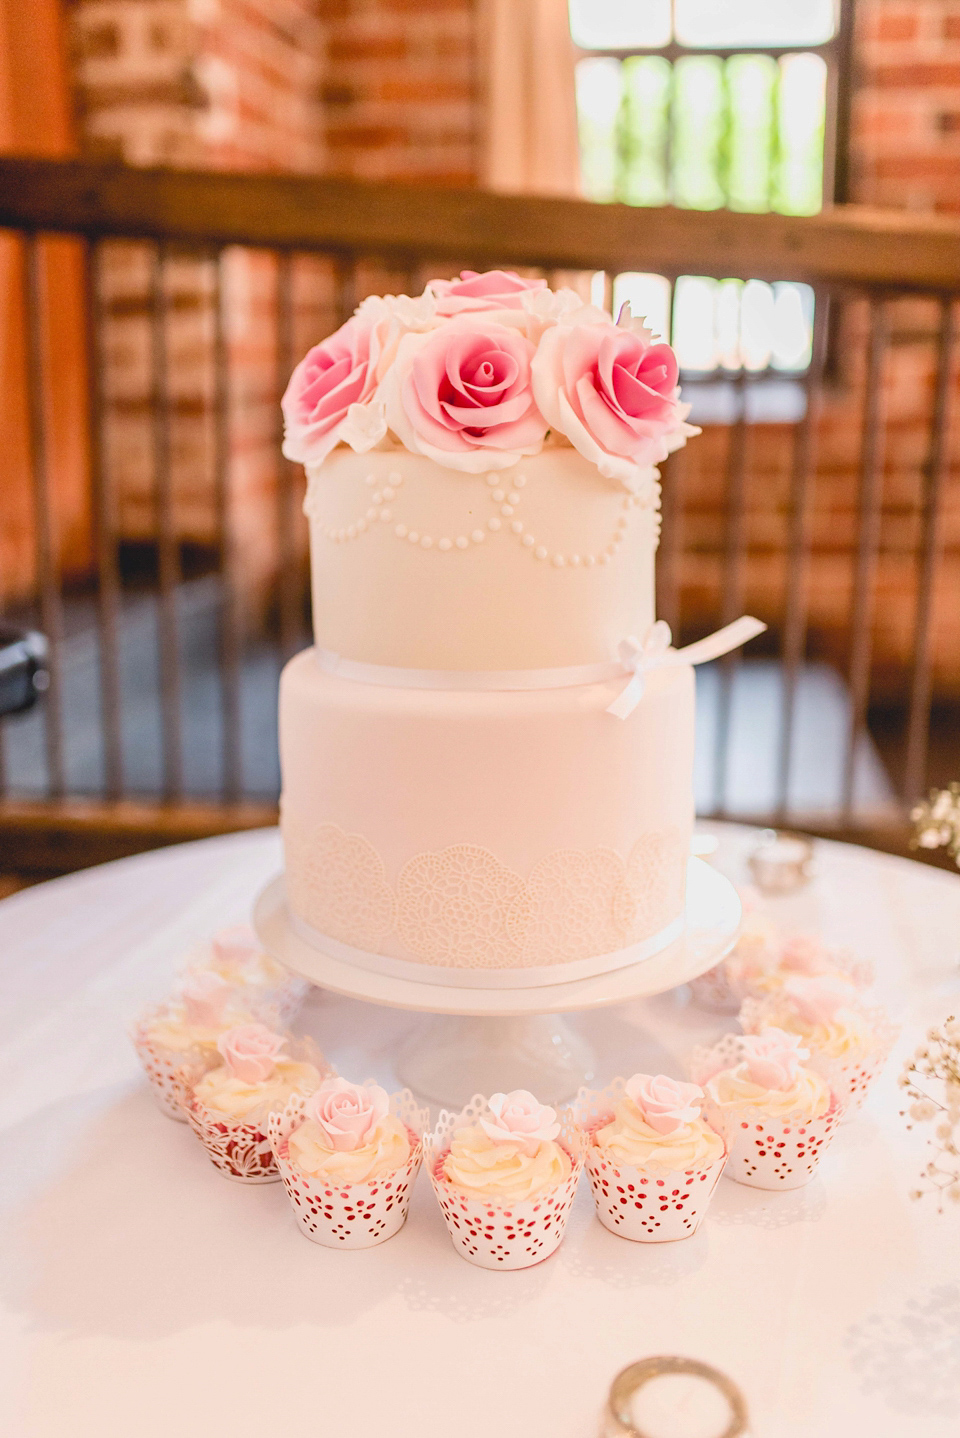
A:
[{"left": 253, "top": 857, "right": 740, "bottom": 1107}]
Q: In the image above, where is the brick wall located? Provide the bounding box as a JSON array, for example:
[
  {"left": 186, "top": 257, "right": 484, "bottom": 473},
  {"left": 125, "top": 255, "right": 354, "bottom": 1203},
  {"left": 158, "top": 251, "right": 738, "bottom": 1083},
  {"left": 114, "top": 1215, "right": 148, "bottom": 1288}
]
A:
[{"left": 318, "top": 0, "right": 477, "bottom": 183}]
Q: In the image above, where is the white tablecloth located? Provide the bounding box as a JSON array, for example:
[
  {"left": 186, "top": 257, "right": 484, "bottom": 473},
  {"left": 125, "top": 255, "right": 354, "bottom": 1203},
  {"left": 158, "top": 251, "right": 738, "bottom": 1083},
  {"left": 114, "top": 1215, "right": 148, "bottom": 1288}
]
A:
[{"left": 2, "top": 824, "right": 960, "bottom": 1438}]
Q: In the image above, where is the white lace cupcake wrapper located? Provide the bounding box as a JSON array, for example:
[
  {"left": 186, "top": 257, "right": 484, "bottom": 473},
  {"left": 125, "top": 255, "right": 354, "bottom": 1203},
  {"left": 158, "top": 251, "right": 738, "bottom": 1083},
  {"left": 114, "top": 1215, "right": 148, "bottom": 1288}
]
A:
[
  {"left": 129, "top": 1018, "right": 208, "bottom": 1122},
  {"left": 423, "top": 1093, "right": 585, "bottom": 1270},
  {"left": 687, "top": 961, "right": 741, "bottom": 1013},
  {"left": 268, "top": 1089, "right": 429, "bottom": 1247},
  {"left": 185, "top": 1093, "right": 281, "bottom": 1183}
]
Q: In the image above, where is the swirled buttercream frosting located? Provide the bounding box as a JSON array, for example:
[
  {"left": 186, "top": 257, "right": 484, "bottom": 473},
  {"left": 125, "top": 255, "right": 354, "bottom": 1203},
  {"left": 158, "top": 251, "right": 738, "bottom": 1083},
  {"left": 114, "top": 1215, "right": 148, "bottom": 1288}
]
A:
[
  {"left": 763, "top": 977, "right": 875, "bottom": 1059},
  {"left": 288, "top": 1114, "right": 411, "bottom": 1183},
  {"left": 706, "top": 1064, "right": 830, "bottom": 1119},
  {"left": 193, "top": 1058, "right": 321, "bottom": 1121},
  {"left": 595, "top": 1100, "right": 724, "bottom": 1172},
  {"left": 442, "top": 1122, "right": 571, "bottom": 1203}
]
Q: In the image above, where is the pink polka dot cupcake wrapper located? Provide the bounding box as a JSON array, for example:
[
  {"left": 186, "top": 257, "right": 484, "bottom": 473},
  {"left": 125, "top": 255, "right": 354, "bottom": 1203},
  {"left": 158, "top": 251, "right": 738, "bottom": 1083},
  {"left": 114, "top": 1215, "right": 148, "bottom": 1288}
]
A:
[
  {"left": 712, "top": 1097, "right": 844, "bottom": 1190},
  {"left": 567, "top": 1081, "right": 727, "bottom": 1242},
  {"left": 423, "top": 1095, "right": 585, "bottom": 1271},
  {"left": 268, "top": 1090, "right": 429, "bottom": 1248}
]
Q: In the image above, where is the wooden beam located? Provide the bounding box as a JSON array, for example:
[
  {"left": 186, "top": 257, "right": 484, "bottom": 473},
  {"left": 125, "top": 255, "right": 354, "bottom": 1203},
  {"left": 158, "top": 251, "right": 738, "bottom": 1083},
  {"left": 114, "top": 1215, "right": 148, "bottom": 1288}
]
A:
[
  {"left": 0, "top": 798, "right": 277, "bottom": 876},
  {"left": 1, "top": 157, "right": 960, "bottom": 290}
]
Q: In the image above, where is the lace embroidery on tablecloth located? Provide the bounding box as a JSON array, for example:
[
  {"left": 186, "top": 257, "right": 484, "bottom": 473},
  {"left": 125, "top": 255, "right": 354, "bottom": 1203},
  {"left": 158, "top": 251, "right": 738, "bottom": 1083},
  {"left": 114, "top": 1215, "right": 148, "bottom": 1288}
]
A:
[{"left": 283, "top": 821, "right": 687, "bottom": 968}]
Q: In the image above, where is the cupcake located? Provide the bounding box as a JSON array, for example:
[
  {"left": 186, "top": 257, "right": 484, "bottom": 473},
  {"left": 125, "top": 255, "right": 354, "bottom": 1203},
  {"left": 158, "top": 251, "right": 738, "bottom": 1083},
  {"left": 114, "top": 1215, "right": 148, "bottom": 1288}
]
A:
[
  {"left": 692, "top": 1029, "right": 842, "bottom": 1190},
  {"left": 184, "top": 923, "right": 308, "bottom": 1026},
  {"left": 269, "top": 1078, "right": 428, "bottom": 1248},
  {"left": 573, "top": 1074, "right": 727, "bottom": 1242},
  {"left": 689, "top": 897, "right": 779, "bottom": 1013},
  {"left": 129, "top": 971, "right": 262, "bottom": 1121},
  {"left": 184, "top": 1022, "right": 329, "bottom": 1182},
  {"left": 424, "top": 1090, "right": 583, "bottom": 1270},
  {"left": 739, "top": 973, "right": 897, "bottom": 1115}
]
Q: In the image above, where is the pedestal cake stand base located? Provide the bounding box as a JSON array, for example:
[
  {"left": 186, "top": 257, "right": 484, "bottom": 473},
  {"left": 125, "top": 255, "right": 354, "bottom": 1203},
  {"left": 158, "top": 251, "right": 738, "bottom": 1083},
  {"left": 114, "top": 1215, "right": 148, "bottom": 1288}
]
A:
[{"left": 253, "top": 857, "right": 740, "bottom": 1107}]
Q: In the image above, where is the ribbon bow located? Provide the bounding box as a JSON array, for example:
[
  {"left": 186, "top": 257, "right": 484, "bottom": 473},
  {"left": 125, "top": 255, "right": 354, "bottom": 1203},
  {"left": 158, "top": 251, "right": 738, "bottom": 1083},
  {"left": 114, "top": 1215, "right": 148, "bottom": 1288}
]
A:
[{"left": 606, "top": 615, "right": 767, "bottom": 719}]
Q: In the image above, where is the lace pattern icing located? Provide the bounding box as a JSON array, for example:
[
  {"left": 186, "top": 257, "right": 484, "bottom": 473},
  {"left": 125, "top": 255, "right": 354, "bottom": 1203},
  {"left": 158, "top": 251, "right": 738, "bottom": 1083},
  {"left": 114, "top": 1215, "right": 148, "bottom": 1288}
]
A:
[{"left": 283, "top": 819, "right": 687, "bottom": 969}]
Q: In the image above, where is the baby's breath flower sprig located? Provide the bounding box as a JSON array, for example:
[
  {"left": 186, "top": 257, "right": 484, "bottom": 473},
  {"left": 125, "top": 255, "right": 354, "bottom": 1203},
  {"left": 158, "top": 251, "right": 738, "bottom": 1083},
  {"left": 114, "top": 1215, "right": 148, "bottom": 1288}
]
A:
[
  {"left": 899, "top": 1014, "right": 960, "bottom": 1210},
  {"left": 911, "top": 783, "right": 960, "bottom": 868}
]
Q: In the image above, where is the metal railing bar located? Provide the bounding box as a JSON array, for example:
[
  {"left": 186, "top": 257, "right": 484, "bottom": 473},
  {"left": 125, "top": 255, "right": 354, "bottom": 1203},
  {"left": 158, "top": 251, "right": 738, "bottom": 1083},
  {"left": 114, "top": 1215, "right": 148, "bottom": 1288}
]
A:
[
  {"left": 712, "top": 366, "right": 750, "bottom": 817},
  {"left": 150, "top": 241, "right": 184, "bottom": 800},
  {"left": 776, "top": 289, "right": 830, "bottom": 819},
  {"left": 903, "top": 295, "right": 957, "bottom": 806},
  {"left": 24, "top": 233, "right": 66, "bottom": 798},
  {"left": 276, "top": 250, "right": 300, "bottom": 662},
  {"left": 85, "top": 239, "right": 124, "bottom": 799},
  {"left": 842, "top": 295, "right": 889, "bottom": 820},
  {"left": 212, "top": 249, "right": 243, "bottom": 801}
]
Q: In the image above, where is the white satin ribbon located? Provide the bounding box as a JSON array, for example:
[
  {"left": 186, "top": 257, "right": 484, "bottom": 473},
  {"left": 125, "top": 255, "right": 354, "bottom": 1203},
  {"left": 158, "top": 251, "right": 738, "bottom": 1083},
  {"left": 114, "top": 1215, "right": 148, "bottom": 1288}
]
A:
[
  {"left": 315, "top": 613, "right": 766, "bottom": 717},
  {"left": 605, "top": 615, "right": 767, "bottom": 719}
]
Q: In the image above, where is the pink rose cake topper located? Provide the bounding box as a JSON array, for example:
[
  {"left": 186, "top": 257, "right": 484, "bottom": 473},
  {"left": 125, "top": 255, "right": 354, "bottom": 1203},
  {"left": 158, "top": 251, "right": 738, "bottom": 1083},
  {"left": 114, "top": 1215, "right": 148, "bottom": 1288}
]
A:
[
  {"left": 479, "top": 1089, "right": 561, "bottom": 1156},
  {"left": 280, "top": 271, "right": 693, "bottom": 482},
  {"left": 625, "top": 1073, "right": 705, "bottom": 1135},
  {"left": 428, "top": 269, "right": 547, "bottom": 315},
  {"left": 217, "top": 1023, "right": 286, "bottom": 1083},
  {"left": 738, "top": 1029, "right": 810, "bottom": 1091},
  {"left": 308, "top": 1077, "right": 390, "bottom": 1152},
  {"left": 179, "top": 970, "right": 232, "bottom": 1027}
]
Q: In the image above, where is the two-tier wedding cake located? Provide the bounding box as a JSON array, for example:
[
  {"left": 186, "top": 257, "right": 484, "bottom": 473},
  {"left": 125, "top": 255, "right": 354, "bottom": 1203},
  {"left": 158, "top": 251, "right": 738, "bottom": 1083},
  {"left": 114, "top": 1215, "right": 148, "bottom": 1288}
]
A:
[{"left": 278, "top": 270, "right": 759, "bottom": 988}]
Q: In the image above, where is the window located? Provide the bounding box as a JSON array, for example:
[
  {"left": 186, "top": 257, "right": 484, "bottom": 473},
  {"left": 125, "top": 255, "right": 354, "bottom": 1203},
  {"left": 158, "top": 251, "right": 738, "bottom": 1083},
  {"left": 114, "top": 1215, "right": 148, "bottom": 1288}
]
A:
[{"left": 572, "top": 1, "right": 846, "bottom": 394}]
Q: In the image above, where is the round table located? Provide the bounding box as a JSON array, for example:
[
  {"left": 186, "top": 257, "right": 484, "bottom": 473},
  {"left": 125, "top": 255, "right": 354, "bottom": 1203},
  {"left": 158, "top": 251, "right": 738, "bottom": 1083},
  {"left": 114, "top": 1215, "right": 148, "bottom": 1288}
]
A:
[{"left": 2, "top": 823, "right": 959, "bottom": 1438}]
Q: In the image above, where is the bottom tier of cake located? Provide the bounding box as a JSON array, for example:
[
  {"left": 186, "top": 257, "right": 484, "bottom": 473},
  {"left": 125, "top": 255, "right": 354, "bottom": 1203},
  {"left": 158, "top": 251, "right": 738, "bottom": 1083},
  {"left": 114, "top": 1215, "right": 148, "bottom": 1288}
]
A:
[{"left": 278, "top": 649, "right": 695, "bottom": 985}]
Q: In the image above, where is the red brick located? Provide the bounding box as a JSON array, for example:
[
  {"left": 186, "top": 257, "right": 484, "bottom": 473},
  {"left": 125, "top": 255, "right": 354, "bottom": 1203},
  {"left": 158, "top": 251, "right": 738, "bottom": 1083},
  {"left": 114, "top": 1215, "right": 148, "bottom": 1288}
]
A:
[{"left": 874, "top": 12, "right": 920, "bottom": 43}]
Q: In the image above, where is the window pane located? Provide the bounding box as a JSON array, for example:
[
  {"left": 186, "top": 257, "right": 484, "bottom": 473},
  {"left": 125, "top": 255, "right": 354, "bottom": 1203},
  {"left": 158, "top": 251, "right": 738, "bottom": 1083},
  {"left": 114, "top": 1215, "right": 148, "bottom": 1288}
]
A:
[
  {"left": 741, "top": 279, "right": 775, "bottom": 369},
  {"left": 726, "top": 54, "right": 777, "bottom": 211},
  {"left": 775, "top": 53, "right": 826, "bottom": 214},
  {"left": 619, "top": 56, "right": 671, "bottom": 205},
  {"left": 576, "top": 58, "right": 622, "bottom": 201},
  {"left": 672, "top": 56, "right": 725, "bottom": 209},
  {"left": 569, "top": 0, "right": 671, "bottom": 50},
  {"left": 771, "top": 282, "right": 815, "bottom": 370},
  {"left": 673, "top": 276, "right": 720, "bottom": 371},
  {"left": 716, "top": 278, "right": 743, "bottom": 369},
  {"left": 612, "top": 272, "right": 672, "bottom": 341},
  {"left": 674, "top": 0, "right": 838, "bottom": 48}
]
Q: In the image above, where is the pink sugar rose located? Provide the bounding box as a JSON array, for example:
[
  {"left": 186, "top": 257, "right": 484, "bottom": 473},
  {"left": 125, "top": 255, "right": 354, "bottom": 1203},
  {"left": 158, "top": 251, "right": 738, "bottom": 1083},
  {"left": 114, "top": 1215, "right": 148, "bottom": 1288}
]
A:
[
  {"left": 384, "top": 317, "right": 548, "bottom": 472},
  {"left": 308, "top": 1077, "right": 390, "bottom": 1152},
  {"left": 179, "top": 970, "right": 232, "bottom": 1028},
  {"left": 479, "top": 1089, "right": 560, "bottom": 1156},
  {"left": 531, "top": 303, "right": 693, "bottom": 487},
  {"left": 281, "top": 301, "right": 391, "bottom": 466},
  {"left": 428, "top": 269, "right": 547, "bottom": 316},
  {"left": 625, "top": 1073, "right": 704, "bottom": 1136},
  {"left": 212, "top": 923, "right": 261, "bottom": 966},
  {"left": 217, "top": 1023, "right": 286, "bottom": 1083},
  {"left": 740, "top": 1029, "right": 810, "bottom": 1091},
  {"left": 782, "top": 975, "right": 855, "bottom": 1027}
]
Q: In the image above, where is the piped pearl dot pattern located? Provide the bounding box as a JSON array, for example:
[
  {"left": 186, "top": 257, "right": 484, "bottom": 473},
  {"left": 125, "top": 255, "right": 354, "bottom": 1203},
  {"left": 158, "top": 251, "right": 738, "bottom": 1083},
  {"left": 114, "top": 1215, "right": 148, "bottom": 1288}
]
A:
[{"left": 316, "top": 468, "right": 640, "bottom": 565}]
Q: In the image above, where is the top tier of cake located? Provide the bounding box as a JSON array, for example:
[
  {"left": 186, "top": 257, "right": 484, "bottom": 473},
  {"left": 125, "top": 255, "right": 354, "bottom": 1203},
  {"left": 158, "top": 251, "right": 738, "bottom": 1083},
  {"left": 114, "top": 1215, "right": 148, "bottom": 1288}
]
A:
[
  {"left": 282, "top": 269, "right": 695, "bottom": 671},
  {"left": 304, "top": 447, "right": 659, "bottom": 670}
]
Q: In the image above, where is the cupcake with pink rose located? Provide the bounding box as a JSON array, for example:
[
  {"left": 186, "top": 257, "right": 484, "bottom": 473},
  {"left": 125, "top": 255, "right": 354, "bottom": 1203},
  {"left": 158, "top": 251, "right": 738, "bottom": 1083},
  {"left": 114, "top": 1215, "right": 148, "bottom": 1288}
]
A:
[
  {"left": 130, "top": 970, "right": 265, "bottom": 1121},
  {"left": 691, "top": 1028, "right": 843, "bottom": 1190},
  {"left": 268, "top": 1077, "right": 428, "bottom": 1248},
  {"left": 689, "top": 891, "right": 779, "bottom": 1012},
  {"left": 183, "top": 1022, "right": 330, "bottom": 1183},
  {"left": 571, "top": 1073, "right": 727, "bottom": 1242},
  {"left": 424, "top": 1090, "right": 583, "bottom": 1270},
  {"left": 739, "top": 973, "right": 897, "bottom": 1115},
  {"left": 182, "top": 922, "right": 308, "bottom": 1026}
]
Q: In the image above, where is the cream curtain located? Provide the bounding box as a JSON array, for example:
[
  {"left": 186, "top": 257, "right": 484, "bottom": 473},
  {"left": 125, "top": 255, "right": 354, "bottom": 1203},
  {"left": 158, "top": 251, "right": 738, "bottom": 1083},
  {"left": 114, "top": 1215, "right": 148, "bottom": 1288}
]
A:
[{"left": 478, "top": 0, "right": 581, "bottom": 198}]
